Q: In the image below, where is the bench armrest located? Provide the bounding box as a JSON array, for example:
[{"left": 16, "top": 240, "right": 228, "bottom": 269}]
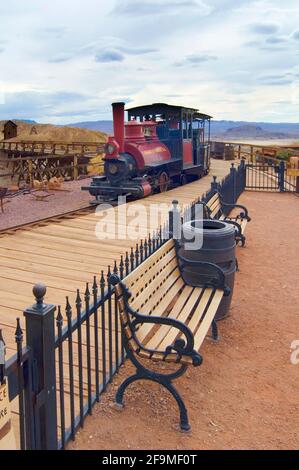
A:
[
  {"left": 176, "top": 253, "right": 231, "bottom": 296},
  {"left": 110, "top": 275, "right": 202, "bottom": 366},
  {"left": 220, "top": 200, "right": 251, "bottom": 221},
  {"left": 132, "top": 313, "right": 202, "bottom": 366}
]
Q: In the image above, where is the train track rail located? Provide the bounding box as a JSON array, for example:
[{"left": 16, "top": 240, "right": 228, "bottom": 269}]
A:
[{"left": 0, "top": 203, "right": 95, "bottom": 235}]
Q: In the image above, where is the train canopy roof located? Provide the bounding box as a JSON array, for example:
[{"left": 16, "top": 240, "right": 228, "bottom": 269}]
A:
[{"left": 126, "top": 103, "right": 212, "bottom": 120}]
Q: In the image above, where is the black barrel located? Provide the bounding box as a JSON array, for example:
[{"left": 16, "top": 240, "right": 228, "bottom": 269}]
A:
[{"left": 179, "top": 219, "right": 236, "bottom": 320}]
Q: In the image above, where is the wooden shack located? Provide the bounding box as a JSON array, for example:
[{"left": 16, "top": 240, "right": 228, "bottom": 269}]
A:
[{"left": 3, "top": 121, "right": 17, "bottom": 140}]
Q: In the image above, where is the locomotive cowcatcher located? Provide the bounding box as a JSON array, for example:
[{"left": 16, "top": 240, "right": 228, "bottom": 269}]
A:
[{"left": 82, "top": 102, "right": 212, "bottom": 203}]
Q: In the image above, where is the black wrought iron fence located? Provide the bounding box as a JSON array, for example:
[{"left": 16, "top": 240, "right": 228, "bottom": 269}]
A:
[
  {"left": 245, "top": 161, "right": 297, "bottom": 192},
  {"left": 200, "top": 161, "right": 247, "bottom": 216},
  {"left": 2, "top": 228, "right": 170, "bottom": 450}
]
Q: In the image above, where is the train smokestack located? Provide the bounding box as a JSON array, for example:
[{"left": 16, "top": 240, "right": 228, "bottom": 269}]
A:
[{"left": 112, "top": 102, "right": 125, "bottom": 153}]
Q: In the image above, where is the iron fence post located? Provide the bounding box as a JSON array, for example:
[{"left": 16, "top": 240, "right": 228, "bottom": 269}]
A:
[
  {"left": 23, "top": 283, "right": 58, "bottom": 450},
  {"left": 279, "top": 161, "right": 285, "bottom": 192},
  {"left": 240, "top": 158, "right": 246, "bottom": 191},
  {"left": 230, "top": 163, "right": 236, "bottom": 203},
  {"left": 211, "top": 176, "right": 219, "bottom": 193},
  {"left": 169, "top": 200, "right": 181, "bottom": 239}
]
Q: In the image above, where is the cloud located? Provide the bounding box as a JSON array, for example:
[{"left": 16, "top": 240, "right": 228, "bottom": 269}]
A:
[
  {"left": 114, "top": 0, "right": 212, "bottom": 16},
  {"left": 43, "top": 27, "right": 67, "bottom": 38},
  {"left": 265, "top": 36, "right": 287, "bottom": 44},
  {"left": 244, "top": 40, "right": 261, "bottom": 48},
  {"left": 95, "top": 49, "right": 125, "bottom": 63},
  {"left": 249, "top": 23, "right": 279, "bottom": 35},
  {"left": 259, "top": 75, "right": 293, "bottom": 86},
  {"left": 48, "top": 55, "right": 72, "bottom": 63},
  {"left": 118, "top": 46, "right": 158, "bottom": 55},
  {"left": 0, "top": 90, "right": 97, "bottom": 121},
  {"left": 188, "top": 53, "right": 218, "bottom": 63},
  {"left": 175, "top": 53, "right": 218, "bottom": 66},
  {"left": 292, "top": 30, "right": 299, "bottom": 40}
]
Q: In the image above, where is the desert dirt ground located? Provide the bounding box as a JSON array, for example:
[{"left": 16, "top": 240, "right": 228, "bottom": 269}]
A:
[
  {"left": 0, "top": 178, "right": 93, "bottom": 231},
  {"left": 68, "top": 191, "right": 299, "bottom": 451}
]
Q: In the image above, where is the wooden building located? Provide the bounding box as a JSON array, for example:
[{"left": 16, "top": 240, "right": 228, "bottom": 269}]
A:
[{"left": 3, "top": 121, "right": 17, "bottom": 140}]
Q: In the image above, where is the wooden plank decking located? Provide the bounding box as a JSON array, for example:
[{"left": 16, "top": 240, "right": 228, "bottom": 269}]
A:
[{"left": 0, "top": 159, "right": 231, "bottom": 354}]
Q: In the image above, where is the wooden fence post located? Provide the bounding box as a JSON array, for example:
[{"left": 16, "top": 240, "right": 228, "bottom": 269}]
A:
[
  {"left": 73, "top": 155, "right": 79, "bottom": 180},
  {"left": 238, "top": 145, "right": 241, "bottom": 160},
  {"left": 23, "top": 284, "right": 58, "bottom": 450},
  {"left": 28, "top": 159, "right": 33, "bottom": 188}
]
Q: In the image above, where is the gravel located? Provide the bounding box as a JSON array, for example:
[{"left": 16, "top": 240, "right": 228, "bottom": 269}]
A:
[{"left": 0, "top": 178, "right": 94, "bottom": 231}]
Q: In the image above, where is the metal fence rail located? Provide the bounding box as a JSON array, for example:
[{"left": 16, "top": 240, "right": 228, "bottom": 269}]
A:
[{"left": 246, "top": 161, "right": 297, "bottom": 192}]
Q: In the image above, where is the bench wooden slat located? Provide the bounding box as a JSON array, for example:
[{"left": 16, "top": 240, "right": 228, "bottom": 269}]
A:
[
  {"left": 131, "top": 259, "right": 179, "bottom": 312},
  {"left": 185, "top": 288, "right": 214, "bottom": 334},
  {"left": 144, "top": 285, "right": 194, "bottom": 350},
  {"left": 136, "top": 277, "right": 185, "bottom": 343},
  {"left": 136, "top": 268, "right": 182, "bottom": 342},
  {"left": 128, "top": 248, "right": 177, "bottom": 301},
  {"left": 193, "top": 290, "right": 223, "bottom": 350},
  {"left": 125, "top": 239, "right": 175, "bottom": 287},
  {"left": 206, "top": 192, "right": 219, "bottom": 206},
  {"left": 157, "top": 289, "right": 201, "bottom": 351},
  {"left": 240, "top": 219, "right": 247, "bottom": 232},
  {"left": 207, "top": 197, "right": 221, "bottom": 212}
]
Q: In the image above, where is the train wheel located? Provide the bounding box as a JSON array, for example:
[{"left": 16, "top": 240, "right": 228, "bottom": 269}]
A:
[
  {"left": 180, "top": 174, "right": 188, "bottom": 186},
  {"left": 158, "top": 171, "right": 169, "bottom": 193}
]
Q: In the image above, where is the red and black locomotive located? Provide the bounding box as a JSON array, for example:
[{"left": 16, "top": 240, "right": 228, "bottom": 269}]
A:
[{"left": 82, "top": 102, "right": 212, "bottom": 203}]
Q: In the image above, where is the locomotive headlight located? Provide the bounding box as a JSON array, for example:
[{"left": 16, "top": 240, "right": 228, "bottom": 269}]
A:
[
  {"left": 108, "top": 163, "right": 119, "bottom": 175},
  {"left": 105, "top": 143, "right": 117, "bottom": 155}
]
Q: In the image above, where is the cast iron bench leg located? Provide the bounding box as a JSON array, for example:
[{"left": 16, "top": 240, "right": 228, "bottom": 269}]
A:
[
  {"left": 115, "top": 373, "right": 191, "bottom": 432},
  {"left": 212, "top": 320, "right": 219, "bottom": 340}
]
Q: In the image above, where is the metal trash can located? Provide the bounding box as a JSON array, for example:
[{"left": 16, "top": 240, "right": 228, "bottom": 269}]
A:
[{"left": 179, "top": 219, "right": 236, "bottom": 320}]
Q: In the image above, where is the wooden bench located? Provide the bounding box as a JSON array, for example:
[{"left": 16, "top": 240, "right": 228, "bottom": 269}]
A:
[
  {"left": 110, "top": 238, "right": 230, "bottom": 431},
  {"left": 203, "top": 192, "right": 251, "bottom": 246}
]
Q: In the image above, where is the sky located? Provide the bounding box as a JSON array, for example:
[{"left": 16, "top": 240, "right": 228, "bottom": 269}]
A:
[{"left": 0, "top": 0, "right": 299, "bottom": 124}]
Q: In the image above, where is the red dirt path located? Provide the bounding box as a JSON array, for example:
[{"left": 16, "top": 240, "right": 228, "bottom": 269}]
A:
[{"left": 69, "top": 191, "right": 299, "bottom": 450}]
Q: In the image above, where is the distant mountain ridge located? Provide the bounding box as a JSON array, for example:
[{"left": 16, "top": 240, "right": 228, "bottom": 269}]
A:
[{"left": 66, "top": 119, "right": 299, "bottom": 139}]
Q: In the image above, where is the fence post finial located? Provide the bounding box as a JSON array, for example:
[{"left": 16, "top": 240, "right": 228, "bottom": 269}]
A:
[
  {"left": 33, "top": 283, "right": 47, "bottom": 308},
  {"left": 24, "top": 283, "right": 58, "bottom": 450}
]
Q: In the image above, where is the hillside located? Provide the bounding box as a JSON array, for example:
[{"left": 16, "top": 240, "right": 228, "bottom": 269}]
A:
[
  {"left": 0, "top": 120, "right": 107, "bottom": 143},
  {"left": 70, "top": 120, "right": 114, "bottom": 135},
  {"left": 66, "top": 119, "right": 299, "bottom": 140},
  {"left": 222, "top": 125, "right": 290, "bottom": 141}
]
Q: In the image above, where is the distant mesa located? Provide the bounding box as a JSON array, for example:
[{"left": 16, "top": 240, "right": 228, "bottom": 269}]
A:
[{"left": 222, "top": 124, "right": 290, "bottom": 140}]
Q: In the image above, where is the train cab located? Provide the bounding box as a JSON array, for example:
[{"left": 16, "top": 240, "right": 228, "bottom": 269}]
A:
[{"left": 127, "top": 103, "right": 212, "bottom": 181}]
